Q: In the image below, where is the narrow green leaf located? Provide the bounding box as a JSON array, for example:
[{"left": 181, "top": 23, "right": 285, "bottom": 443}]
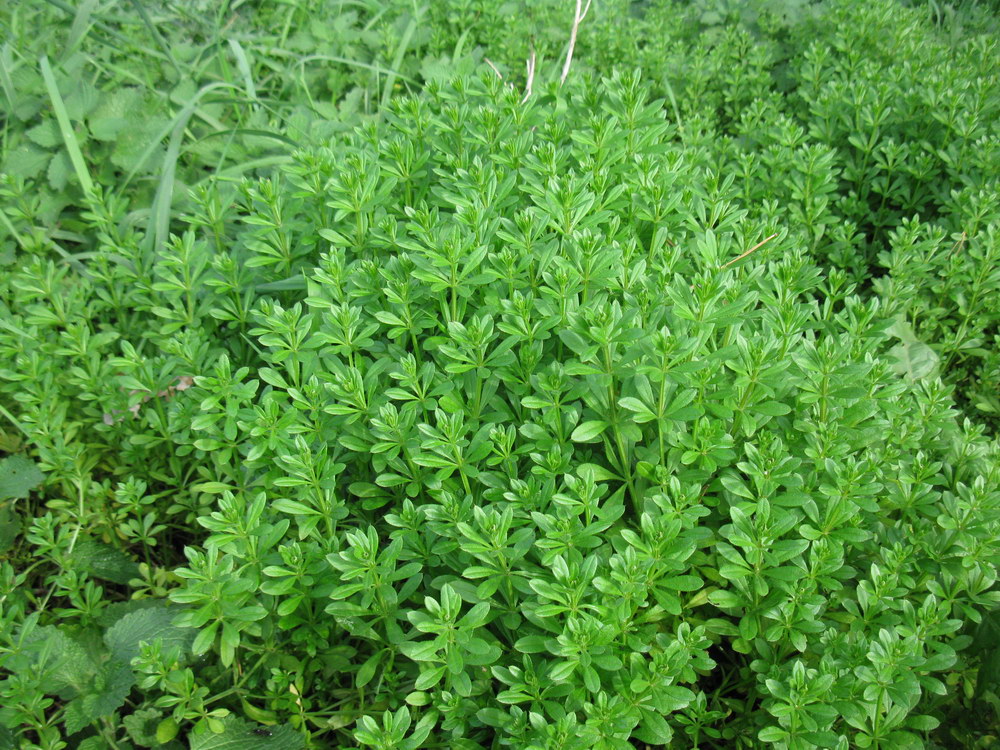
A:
[{"left": 39, "top": 56, "right": 93, "bottom": 196}]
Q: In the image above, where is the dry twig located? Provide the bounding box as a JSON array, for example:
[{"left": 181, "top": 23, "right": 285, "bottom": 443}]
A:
[
  {"left": 521, "top": 46, "right": 537, "bottom": 104},
  {"left": 484, "top": 57, "right": 504, "bottom": 80},
  {"left": 561, "top": 0, "right": 593, "bottom": 85},
  {"left": 719, "top": 232, "right": 778, "bottom": 270},
  {"left": 688, "top": 232, "right": 780, "bottom": 291}
]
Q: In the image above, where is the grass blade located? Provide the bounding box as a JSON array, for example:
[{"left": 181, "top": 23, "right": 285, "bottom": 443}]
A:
[
  {"left": 197, "top": 128, "right": 301, "bottom": 149},
  {"left": 39, "top": 55, "right": 94, "bottom": 198},
  {"left": 128, "top": 0, "right": 182, "bottom": 76},
  {"left": 380, "top": 5, "right": 421, "bottom": 111},
  {"left": 0, "top": 44, "right": 17, "bottom": 110},
  {"left": 228, "top": 39, "right": 258, "bottom": 104},
  {"left": 64, "top": 0, "right": 99, "bottom": 59},
  {"left": 293, "top": 54, "right": 416, "bottom": 85},
  {"left": 145, "top": 82, "right": 236, "bottom": 258}
]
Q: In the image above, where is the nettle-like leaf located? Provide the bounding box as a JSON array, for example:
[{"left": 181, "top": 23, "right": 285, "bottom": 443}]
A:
[
  {"left": 104, "top": 603, "right": 195, "bottom": 663},
  {"left": 69, "top": 539, "right": 142, "bottom": 585},
  {"left": 188, "top": 716, "right": 305, "bottom": 750},
  {"left": 0, "top": 455, "right": 44, "bottom": 500},
  {"left": 1, "top": 621, "right": 100, "bottom": 721},
  {"left": 63, "top": 660, "right": 134, "bottom": 734},
  {"left": 122, "top": 707, "right": 166, "bottom": 746}
]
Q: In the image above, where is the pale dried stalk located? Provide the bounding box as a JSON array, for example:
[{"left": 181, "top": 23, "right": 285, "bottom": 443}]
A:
[
  {"left": 521, "top": 47, "right": 537, "bottom": 104},
  {"left": 484, "top": 57, "right": 504, "bottom": 80},
  {"left": 560, "top": 0, "right": 593, "bottom": 85},
  {"left": 688, "top": 232, "right": 780, "bottom": 291},
  {"left": 719, "top": 232, "right": 778, "bottom": 270}
]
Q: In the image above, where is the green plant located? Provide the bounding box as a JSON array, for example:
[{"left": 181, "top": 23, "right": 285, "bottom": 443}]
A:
[{"left": 2, "top": 0, "right": 1000, "bottom": 748}]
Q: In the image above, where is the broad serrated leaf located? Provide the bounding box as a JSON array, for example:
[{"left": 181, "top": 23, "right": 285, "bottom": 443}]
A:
[
  {"left": 0, "top": 503, "right": 20, "bottom": 554},
  {"left": 47, "top": 149, "right": 72, "bottom": 190},
  {"left": 0, "top": 455, "right": 44, "bottom": 499},
  {"left": 70, "top": 540, "right": 141, "bottom": 584},
  {"left": 13, "top": 624, "right": 98, "bottom": 694},
  {"left": 1, "top": 143, "right": 50, "bottom": 178},
  {"left": 63, "top": 78, "right": 100, "bottom": 121},
  {"left": 123, "top": 707, "right": 164, "bottom": 746},
  {"left": 62, "top": 660, "right": 134, "bottom": 734},
  {"left": 105, "top": 603, "right": 194, "bottom": 663},
  {"left": 26, "top": 118, "right": 62, "bottom": 148},
  {"left": 188, "top": 716, "right": 305, "bottom": 750},
  {"left": 110, "top": 111, "right": 169, "bottom": 174},
  {"left": 96, "top": 598, "right": 168, "bottom": 629}
]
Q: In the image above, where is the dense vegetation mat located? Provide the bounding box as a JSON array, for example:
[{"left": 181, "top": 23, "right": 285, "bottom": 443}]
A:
[{"left": 1, "top": 0, "right": 999, "bottom": 748}]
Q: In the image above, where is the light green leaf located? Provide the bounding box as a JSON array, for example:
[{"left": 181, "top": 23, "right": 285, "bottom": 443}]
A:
[
  {"left": 752, "top": 400, "right": 791, "bottom": 416},
  {"left": 46, "top": 149, "right": 72, "bottom": 190},
  {"left": 271, "top": 499, "right": 320, "bottom": 515},
  {"left": 659, "top": 575, "right": 703, "bottom": 591},
  {"left": 123, "top": 707, "right": 163, "bottom": 746},
  {"left": 889, "top": 339, "right": 939, "bottom": 382},
  {"left": 0, "top": 504, "right": 20, "bottom": 554},
  {"left": 13, "top": 624, "right": 97, "bottom": 694},
  {"left": 2, "top": 143, "right": 50, "bottom": 178},
  {"left": 26, "top": 119, "right": 61, "bottom": 148},
  {"left": 571, "top": 420, "right": 608, "bottom": 442},
  {"left": 618, "top": 396, "right": 656, "bottom": 422}
]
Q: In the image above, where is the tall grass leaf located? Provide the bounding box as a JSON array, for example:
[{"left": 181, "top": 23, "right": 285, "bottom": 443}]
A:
[
  {"left": 194, "top": 155, "right": 294, "bottom": 187},
  {"left": 64, "top": 0, "right": 99, "bottom": 60},
  {"left": 296, "top": 54, "right": 416, "bottom": 85},
  {"left": 38, "top": 55, "right": 94, "bottom": 197},
  {"left": 128, "top": 0, "right": 182, "bottom": 76},
  {"left": 228, "top": 39, "right": 258, "bottom": 104},
  {"left": 146, "top": 81, "right": 235, "bottom": 258},
  {"left": 198, "top": 128, "right": 301, "bottom": 149},
  {"left": 40, "top": 0, "right": 164, "bottom": 61},
  {"left": 380, "top": 6, "right": 421, "bottom": 111},
  {"left": 0, "top": 44, "right": 16, "bottom": 109}
]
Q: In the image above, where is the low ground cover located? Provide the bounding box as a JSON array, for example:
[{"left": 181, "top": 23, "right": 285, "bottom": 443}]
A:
[{"left": 0, "top": 1, "right": 998, "bottom": 748}]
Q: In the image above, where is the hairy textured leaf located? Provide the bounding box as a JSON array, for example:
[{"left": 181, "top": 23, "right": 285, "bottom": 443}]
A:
[
  {"left": 0, "top": 455, "right": 44, "bottom": 499},
  {"left": 105, "top": 603, "right": 194, "bottom": 663},
  {"left": 70, "top": 540, "right": 141, "bottom": 585},
  {"left": 62, "top": 660, "right": 134, "bottom": 734},
  {"left": 188, "top": 717, "right": 305, "bottom": 750}
]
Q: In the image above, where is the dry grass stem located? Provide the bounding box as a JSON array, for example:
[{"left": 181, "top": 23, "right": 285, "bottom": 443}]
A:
[
  {"left": 521, "top": 47, "right": 537, "bottom": 104},
  {"left": 484, "top": 57, "right": 504, "bottom": 80},
  {"left": 561, "top": 0, "right": 593, "bottom": 85},
  {"left": 719, "top": 232, "right": 778, "bottom": 270}
]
